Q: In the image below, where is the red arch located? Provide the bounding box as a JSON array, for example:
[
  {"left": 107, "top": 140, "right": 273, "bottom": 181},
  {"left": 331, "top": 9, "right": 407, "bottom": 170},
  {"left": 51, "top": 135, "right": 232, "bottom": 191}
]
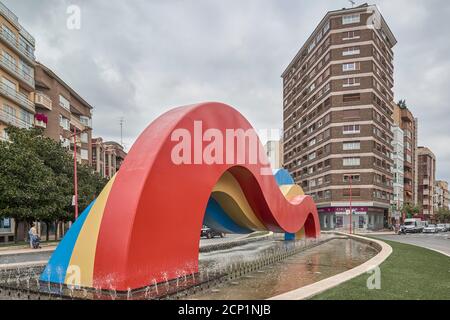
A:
[{"left": 92, "top": 102, "right": 320, "bottom": 291}]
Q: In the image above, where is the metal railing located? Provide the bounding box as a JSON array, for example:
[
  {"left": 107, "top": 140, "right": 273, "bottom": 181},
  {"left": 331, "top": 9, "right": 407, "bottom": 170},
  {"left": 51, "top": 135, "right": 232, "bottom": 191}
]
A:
[
  {"left": 0, "top": 108, "right": 33, "bottom": 129},
  {"left": 0, "top": 1, "right": 35, "bottom": 46},
  {"left": 0, "top": 82, "right": 34, "bottom": 112},
  {"left": 0, "top": 56, "right": 34, "bottom": 87},
  {"left": 0, "top": 2, "right": 18, "bottom": 25},
  {"left": 0, "top": 27, "right": 35, "bottom": 62}
]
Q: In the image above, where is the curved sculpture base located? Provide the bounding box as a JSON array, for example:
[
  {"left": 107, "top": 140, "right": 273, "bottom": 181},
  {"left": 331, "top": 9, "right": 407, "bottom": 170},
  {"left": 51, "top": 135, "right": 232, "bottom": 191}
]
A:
[{"left": 41, "top": 102, "right": 320, "bottom": 291}]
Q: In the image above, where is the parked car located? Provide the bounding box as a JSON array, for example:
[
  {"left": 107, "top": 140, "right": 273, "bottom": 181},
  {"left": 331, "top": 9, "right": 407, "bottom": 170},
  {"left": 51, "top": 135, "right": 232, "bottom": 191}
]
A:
[
  {"left": 423, "top": 224, "right": 439, "bottom": 234},
  {"left": 200, "top": 226, "right": 225, "bottom": 239},
  {"left": 436, "top": 224, "right": 448, "bottom": 232},
  {"left": 402, "top": 219, "right": 424, "bottom": 233},
  {"left": 445, "top": 224, "right": 450, "bottom": 231}
]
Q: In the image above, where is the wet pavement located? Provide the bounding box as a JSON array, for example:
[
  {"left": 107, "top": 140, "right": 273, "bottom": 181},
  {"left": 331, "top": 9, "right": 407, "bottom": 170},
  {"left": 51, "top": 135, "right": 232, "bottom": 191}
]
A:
[{"left": 188, "top": 238, "right": 377, "bottom": 300}]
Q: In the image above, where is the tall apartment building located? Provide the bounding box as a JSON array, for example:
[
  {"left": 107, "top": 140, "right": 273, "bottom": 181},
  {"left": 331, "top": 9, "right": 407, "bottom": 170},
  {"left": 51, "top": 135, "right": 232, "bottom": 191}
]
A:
[
  {"left": 417, "top": 147, "right": 436, "bottom": 219},
  {"left": 391, "top": 124, "right": 404, "bottom": 222},
  {"left": 434, "top": 180, "right": 449, "bottom": 211},
  {"left": 392, "top": 102, "right": 418, "bottom": 207},
  {"left": 0, "top": 1, "right": 35, "bottom": 243},
  {"left": 264, "top": 140, "right": 283, "bottom": 169},
  {"left": 282, "top": 4, "right": 396, "bottom": 231},
  {"left": 92, "top": 138, "right": 127, "bottom": 179},
  {"left": 34, "top": 62, "right": 93, "bottom": 165},
  {"left": 0, "top": 1, "right": 35, "bottom": 141}
]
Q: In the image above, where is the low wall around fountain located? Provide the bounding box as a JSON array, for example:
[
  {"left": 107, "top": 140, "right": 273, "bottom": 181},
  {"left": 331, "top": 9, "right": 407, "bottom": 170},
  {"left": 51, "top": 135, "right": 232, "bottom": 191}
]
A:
[{"left": 268, "top": 232, "right": 392, "bottom": 300}]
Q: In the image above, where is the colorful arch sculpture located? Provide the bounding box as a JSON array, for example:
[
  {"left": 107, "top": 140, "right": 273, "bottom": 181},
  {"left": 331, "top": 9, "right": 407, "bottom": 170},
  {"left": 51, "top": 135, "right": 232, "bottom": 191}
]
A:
[{"left": 41, "top": 102, "right": 320, "bottom": 292}]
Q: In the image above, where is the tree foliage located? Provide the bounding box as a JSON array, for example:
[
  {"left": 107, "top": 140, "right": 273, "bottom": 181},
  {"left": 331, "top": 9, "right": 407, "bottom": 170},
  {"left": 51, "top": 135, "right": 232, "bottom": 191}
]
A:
[{"left": 0, "top": 127, "right": 108, "bottom": 240}]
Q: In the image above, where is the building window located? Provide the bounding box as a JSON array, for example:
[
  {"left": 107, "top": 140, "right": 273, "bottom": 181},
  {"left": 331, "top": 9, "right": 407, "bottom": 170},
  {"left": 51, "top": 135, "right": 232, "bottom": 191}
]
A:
[
  {"left": 59, "top": 95, "right": 70, "bottom": 111},
  {"left": 20, "top": 109, "right": 33, "bottom": 126},
  {"left": 2, "top": 76, "right": 16, "bottom": 92},
  {"left": 343, "top": 157, "right": 360, "bottom": 167},
  {"left": 1, "top": 25, "right": 16, "bottom": 42},
  {"left": 343, "top": 77, "right": 360, "bottom": 87},
  {"left": 2, "top": 50, "right": 15, "bottom": 66},
  {"left": 342, "top": 62, "right": 360, "bottom": 72},
  {"left": 80, "top": 132, "right": 89, "bottom": 143},
  {"left": 343, "top": 174, "right": 361, "bottom": 182},
  {"left": 343, "top": 31, "right": 360, "bottom": 40},
  {"left": 343, "top": 93, "right": 361, "bottom": 103},
  {"left": 59, "top": 115, "right": 70, "bottom": 130},
  {"left": 80, "top": 116, "right": 92, "bottom": 127},
  {"left": 81, "top": 149, "right": 89, "bottom": 160},
  {"left": 343, "top": 47, "right": 360, "bottom": 56},
  {"left": 342, "top": 14, "right": 360, "bottom": 25},
  {"left": 343, "top": 141, "right": 361, "bottom": 151}
]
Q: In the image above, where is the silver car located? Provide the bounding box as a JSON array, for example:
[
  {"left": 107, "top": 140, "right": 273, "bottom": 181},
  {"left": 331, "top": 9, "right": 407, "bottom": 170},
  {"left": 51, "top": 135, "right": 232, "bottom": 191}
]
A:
[
  {"left": 423, "top": 224, "right": 438, "bottom": 233},
  {"left": 436, "top": 224, "right": 447, "bottom": 232}
]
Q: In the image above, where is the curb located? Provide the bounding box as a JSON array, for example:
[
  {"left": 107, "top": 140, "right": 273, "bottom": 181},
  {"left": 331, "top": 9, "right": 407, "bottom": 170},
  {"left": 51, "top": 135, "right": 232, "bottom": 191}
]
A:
[
  {"left": 268, "top": 232, "right": 392, "bottom": 300},
  {"left": 0, "top": 260, "right": 48, "bottom": 270},
  {"left": 0, "top": 247, "right": 56, "bottom": 257},
  {"left": 200, "top": 232, "right": 273, "bottom": 253}
]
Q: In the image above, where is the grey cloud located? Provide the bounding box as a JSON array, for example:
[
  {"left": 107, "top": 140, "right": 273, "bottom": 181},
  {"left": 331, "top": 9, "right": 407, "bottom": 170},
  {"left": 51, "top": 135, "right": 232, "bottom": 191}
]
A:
[{"left": 4, "top": 0, "right": 450, "bottom": 180}]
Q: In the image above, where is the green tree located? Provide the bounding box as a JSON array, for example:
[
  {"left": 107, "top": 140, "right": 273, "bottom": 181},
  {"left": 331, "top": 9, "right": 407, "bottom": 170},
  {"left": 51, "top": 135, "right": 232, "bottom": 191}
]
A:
[
  {"left": 401, "top": 203, "right": 421, "bottom": 219},
  {"left": 436, "top": 207, "right": 450, "bottom": 223},
  {"left": 0, "top": 126, "right": 108, "bottom": 242}
]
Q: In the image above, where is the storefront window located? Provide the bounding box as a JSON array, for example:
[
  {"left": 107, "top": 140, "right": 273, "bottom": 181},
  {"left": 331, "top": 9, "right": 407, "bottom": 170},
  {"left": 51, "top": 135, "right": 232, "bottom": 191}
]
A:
[
  {"left": 336, "top": 216, "right": 343, "bottom": 228},
  {"left": 0, "top": 218, "right": 11, "bottom": 231}
]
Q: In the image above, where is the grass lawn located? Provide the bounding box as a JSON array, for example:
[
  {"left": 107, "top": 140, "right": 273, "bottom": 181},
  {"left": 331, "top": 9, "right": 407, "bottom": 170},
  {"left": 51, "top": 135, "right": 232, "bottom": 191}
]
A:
[{"left": 312, "top": 239, "right": 450, "bottom": 300}]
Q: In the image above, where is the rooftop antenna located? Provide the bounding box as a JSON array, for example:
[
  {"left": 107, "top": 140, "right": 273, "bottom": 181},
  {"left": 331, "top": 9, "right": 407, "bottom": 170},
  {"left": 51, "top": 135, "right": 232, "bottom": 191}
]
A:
[
  {"left": 119, "top": 117, "right": 125, "bottom": 147},
  {"left": 349, "top": 0, "right": 356, "bottom": 8}
]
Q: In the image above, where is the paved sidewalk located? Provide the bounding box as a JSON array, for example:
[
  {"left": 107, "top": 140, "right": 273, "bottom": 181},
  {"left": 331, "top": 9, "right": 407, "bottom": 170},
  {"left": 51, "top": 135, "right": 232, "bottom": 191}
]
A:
[{"left": 0, "top": 246, "right": 56, "bottom": 257}]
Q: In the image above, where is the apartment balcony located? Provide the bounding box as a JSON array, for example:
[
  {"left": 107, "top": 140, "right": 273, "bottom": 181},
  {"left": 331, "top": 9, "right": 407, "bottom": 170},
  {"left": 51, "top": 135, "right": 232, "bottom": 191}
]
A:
[
  {"left": 404, "top": 184, "right": 413, "bottom": 193},
  {"left": 70, "top": 115, "right": 86, "bottom": 131},
  {"left": 422, "top": 189, "right": 430, "bottom": 196},
  {"left": 0, "top": 27, "right": 35, "bottom": 64},
  {"left": 34, "top": 113, "right": 47, "bottom": 129},
  {"left": 0, "top": 56, "right": 34, "bottom": 89},
  {"left": 35, "top": 92, "right": 52, "bottom": 110},
  {"left": 0, "top": 82, "right": 34, "bottom": 112},
  {"left": 0, "top": 108, "right": 33, "bottom": 129},
  {"left": 404, "top": 171, "right": 413, "bottom": 181},
  {"left": 34, "top": 119, "right": 46, "bottom": 128},
  {"left": 422, "top": 179, "right": 430, "bottom": 185}
]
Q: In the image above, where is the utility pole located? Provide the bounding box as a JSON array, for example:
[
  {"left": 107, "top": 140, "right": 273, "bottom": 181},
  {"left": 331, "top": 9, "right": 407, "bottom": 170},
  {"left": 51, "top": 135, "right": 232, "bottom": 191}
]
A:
[{"left": 119, "top": 117, "right": 125, "bottom": 147}]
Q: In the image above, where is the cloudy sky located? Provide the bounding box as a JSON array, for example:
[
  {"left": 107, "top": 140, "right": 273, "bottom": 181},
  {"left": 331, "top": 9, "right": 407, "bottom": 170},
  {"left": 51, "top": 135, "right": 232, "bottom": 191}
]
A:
[{"left": 4, "top": 0, "right": 450, "bottom": 180}]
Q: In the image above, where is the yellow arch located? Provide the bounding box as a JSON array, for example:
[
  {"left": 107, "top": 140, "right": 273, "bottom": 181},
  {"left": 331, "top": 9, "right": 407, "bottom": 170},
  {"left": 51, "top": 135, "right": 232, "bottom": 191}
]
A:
[
  {"left": 65, "top": 175, "right": 116, "bottom": 287},
  {"left": 212, "top": 171, "right": 267, "bottom": 230}
]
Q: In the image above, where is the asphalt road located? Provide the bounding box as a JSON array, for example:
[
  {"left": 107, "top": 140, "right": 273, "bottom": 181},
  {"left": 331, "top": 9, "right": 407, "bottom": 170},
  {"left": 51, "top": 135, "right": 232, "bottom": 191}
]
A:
[
  {"left": 373, "top": 232, "right": 450, "bottom": 256},
  {"left": 0, "top": 233, "right": 245, "bottom": 266}
]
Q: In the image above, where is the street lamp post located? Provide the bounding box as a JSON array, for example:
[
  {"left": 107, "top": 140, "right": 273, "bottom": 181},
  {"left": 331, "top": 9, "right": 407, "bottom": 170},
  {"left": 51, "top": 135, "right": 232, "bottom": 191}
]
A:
[
  {"left": 349, "top": 175, "right": 353, "bottom": 234},
  {"left": 70, "top": 127, "right": 91, "bottom": 221}
]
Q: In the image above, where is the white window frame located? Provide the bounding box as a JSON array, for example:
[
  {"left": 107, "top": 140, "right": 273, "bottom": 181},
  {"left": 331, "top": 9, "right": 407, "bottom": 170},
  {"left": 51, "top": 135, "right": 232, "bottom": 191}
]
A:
[
  {"left": 342, "top": 63, "right": 358, "bottom": 72},
  {"left": 343, "top": 125, "right": 361, "bottom": 135},
  {"left": 343, "top": 158, "right": 361, "bottom": 167},
  {"left": 80, "top": 149, "right": 89, "bottom": 160},
  {"left": 343, "top": 31, "right": 360, "bottom": 41},
  {"left": 343, "top": 141, "right": 361, "bottom": 151},
  {"left": 342, "top": 47, "right": 360, "bottom": 56},
  {"left": 342, "top": 14, "right": 360, "bottom": 25},
  {"left": 343, "top": 77, "right": 361, "bottom": 88},
  {"left": 59, "top": 94, "right": 70, "bottom": 111}
]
